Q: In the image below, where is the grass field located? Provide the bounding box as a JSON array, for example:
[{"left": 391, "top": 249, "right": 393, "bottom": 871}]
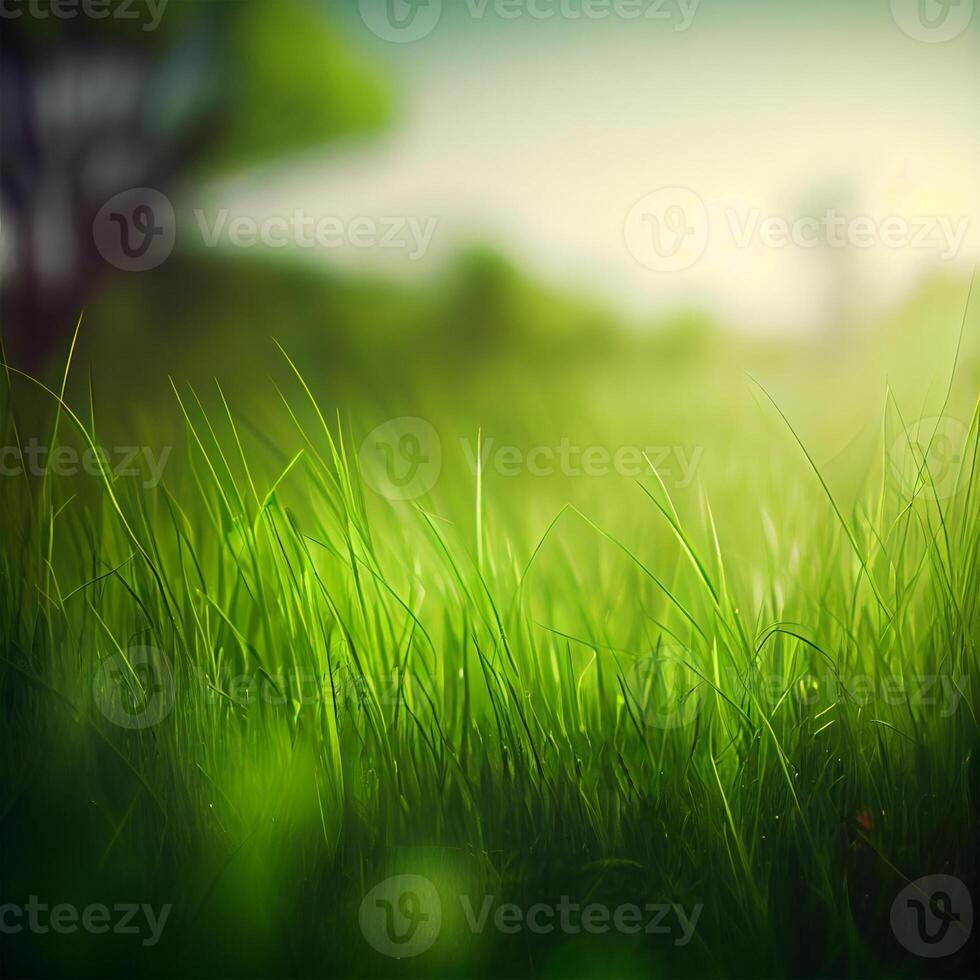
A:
[{"left": 1, "top": 266, "right": 978, "bottom": 978}]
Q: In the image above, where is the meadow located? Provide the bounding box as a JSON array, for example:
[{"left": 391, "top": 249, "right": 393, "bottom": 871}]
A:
[{"left": 1, "top": 257, "right": 977, "bottom": 978}]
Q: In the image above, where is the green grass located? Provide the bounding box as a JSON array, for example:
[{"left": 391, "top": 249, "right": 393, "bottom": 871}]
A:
[{"left": 1, "top": 291, "right": 978, "bottom": 978}]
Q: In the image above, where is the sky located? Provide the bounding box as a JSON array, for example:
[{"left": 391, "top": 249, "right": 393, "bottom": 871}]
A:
[{"left": 208, "top": 0, "right": 979, "bottom": 332}]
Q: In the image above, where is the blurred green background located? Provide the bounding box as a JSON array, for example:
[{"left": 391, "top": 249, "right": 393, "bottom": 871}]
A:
[{"left": 1, "top": 2, "right": 978, "bottom": 979}]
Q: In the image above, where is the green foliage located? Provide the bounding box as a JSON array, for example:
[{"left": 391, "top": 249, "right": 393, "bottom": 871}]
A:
[
  {"left": 1, "top": 294, "right": 977, "bottom": 976},
  {"left": 200, "top": 0, "right": 392, "bottom": 174},
  {"left": 6, "top": 0, "right": 392, "bottom": 176}
]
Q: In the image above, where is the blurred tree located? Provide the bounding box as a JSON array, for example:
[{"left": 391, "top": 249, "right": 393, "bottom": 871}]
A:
[{"left": 0, "top": 0, "right": 390, "bottom": 370}]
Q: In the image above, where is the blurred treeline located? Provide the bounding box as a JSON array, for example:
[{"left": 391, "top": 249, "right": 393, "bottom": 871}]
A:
[
  {"left": 1, "top": 0, "right": 388, "bottom": 366},
  {"left": 2, "top": 0, "right": 975, "bottom": 525}
]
